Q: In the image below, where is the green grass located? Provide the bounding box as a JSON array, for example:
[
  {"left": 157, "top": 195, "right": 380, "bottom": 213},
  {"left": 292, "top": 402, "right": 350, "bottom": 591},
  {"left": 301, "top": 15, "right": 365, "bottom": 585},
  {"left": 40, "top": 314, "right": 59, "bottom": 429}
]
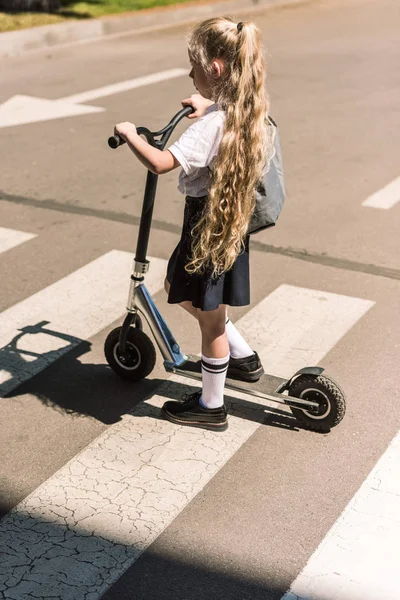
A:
[{"left": 0, "top": 0, "right": 194, "bottom": 32}]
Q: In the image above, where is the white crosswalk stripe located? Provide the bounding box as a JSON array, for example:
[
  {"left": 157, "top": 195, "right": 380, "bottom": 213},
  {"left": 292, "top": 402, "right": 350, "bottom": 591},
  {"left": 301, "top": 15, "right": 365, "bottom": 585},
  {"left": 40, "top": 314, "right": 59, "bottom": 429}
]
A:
[
  {"left": 0, "top": 274, "right": 374, "bottom": 599},
  {"left": 234, "top": 284, "right": 374, "bottom": 378},
  {"left": 282, "top": 429, "right": 400, "bottom": 600},
  {"left": 0, "top": 250, "right": 167, "bottom": 398},
  {"left": 362, "top": 175, "right": 400, "bottom": 209},
  {"left": 0, "top": 226, "right": 36, "bottom": 254}
]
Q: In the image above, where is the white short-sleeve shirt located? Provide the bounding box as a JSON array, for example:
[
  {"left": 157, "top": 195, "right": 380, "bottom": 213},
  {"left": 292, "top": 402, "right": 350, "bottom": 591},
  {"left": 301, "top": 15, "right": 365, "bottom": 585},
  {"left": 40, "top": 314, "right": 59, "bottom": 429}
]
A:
[{"left": 168, "top": 103, "right": 225, "bottom": 198}]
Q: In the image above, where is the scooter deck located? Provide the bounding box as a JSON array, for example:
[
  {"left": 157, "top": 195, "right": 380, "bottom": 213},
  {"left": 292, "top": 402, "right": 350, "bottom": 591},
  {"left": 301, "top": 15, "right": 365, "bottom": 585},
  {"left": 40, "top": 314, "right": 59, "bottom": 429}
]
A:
[
  {"left": 172, "top": 355, "right": 322, "bottom": 411},
  {"left": 173, "top": 354, "right": 285, "bottom": 394}
]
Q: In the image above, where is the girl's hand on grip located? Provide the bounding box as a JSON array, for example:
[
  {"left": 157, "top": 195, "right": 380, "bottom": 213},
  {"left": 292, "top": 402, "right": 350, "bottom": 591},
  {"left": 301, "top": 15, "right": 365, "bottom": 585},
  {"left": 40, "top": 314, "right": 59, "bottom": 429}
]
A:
[
  {"left": 114, "top": 122, "right": 137, "bottom": 141},
  {"left": 181, "top": 94, "right": 213, "bottom": 119}
]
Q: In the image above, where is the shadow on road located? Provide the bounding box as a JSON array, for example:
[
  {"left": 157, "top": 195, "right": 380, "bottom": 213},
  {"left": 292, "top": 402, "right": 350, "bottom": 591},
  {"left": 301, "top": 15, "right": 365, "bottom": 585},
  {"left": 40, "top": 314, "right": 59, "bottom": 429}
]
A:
[
  {"left": 0, "top": 325, "right": 318, "bottom": 600},
  {"left": 0, "top": 510, "right": 311, "bottom": 600},
  {"left": 1, "top": 320, "right": 307, "bottom": 432},
  {"left": 1, "top": 320, "right": 160, "bottom": 424}
]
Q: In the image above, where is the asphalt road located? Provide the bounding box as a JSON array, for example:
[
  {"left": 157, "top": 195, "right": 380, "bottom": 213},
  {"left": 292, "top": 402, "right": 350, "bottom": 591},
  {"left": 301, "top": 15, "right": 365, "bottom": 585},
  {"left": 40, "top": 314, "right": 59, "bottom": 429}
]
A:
[{"left": 0, "top": 0, "right": 399, "bottom": 598}]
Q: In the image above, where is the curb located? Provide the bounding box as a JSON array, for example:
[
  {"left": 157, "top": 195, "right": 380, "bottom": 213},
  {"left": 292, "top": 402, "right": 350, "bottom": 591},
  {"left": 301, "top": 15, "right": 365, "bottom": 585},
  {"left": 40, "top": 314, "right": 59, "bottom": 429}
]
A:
[{"left": 0, "top": 0, "right": 307, "bottom": 58}]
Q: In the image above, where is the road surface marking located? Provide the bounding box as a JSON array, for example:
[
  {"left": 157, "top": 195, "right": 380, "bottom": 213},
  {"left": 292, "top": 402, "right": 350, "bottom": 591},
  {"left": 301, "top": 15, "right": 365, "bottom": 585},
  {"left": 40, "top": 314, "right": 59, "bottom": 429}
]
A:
[
  {"left": 0, "top": 94, "right": 104, "bottom": 128},
  {"left": 235, "top": 284, "right": 375, "bottom": 378},
  {"left": 60, "top": 68, "right": 188, "bottom": 104},
  {"left": 282, "top": 430, "right": 400, "bottom": 600},
  {"left": 0, "top": 226, "right": 36, "bottom": 254},
  {"left": 362, "top": 176, "right": 400, "bottom": 209},
  {"left": 0, "top": 69, "right": 188, "bottom": 128},
  {"left": 0, "top": 250, "right": 167, "bottom": 398},
  {"left": 0, "top": 285, "right": 374, "bottom": 599}
]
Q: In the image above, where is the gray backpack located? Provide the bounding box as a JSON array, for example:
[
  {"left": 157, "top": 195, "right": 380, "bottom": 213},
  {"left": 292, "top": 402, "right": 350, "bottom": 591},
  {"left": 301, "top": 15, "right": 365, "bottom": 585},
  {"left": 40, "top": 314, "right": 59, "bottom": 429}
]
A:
[{"left": 247, "top": 116, "right": 286, "bottom": 235}]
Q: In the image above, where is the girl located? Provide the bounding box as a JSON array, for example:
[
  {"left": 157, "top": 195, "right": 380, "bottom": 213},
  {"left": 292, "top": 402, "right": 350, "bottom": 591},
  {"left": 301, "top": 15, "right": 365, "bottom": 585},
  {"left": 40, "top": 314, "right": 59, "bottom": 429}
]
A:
[{"left": 115, "top": 17, "right": 274, "bottom": 431}]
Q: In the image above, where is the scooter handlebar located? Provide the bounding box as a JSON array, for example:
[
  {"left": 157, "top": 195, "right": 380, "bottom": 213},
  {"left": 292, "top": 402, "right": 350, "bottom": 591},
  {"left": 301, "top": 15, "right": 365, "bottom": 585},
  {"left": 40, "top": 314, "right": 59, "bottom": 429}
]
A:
[{"left": 108, "top": 105, "right": 195, "bottom": 149}]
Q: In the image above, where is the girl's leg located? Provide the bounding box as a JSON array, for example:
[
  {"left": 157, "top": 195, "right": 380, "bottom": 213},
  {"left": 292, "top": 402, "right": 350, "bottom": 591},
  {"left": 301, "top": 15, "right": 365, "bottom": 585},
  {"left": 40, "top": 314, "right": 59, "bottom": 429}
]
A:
[
  {"left": 225, "top": 317, "right": 253, "bottom": 358},
  {"left": 161, "top": 300, "right": 229, "bottom": 429},
  {"left": 164, "top": 277, "right": 261, "bottom": 383},
  {"left": 197, "top": 304, "right": 229, "bottom": 409},
  {"left": 197, "top": 304, "right": 228, "bottom": 358},
  {"left": 165, "top": 277, "right": 252, "bottom": 356}
]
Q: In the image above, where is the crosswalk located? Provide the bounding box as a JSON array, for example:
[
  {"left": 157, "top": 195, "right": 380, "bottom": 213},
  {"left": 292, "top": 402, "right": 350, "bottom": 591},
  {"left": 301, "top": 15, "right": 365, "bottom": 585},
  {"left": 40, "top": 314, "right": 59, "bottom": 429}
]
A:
[
  {"left": 283, "top": 431, "right": 400, "bottom": 600},
  {"left": 0, "top": 226, "right": 36, "bottom": 255},
  {"left": 362, "top": 175, "right": 400, "bottom": 210},
  {"left": 0, "top": 250, "right": 166, "bottom": 397},
  {"left": 0, "top": 224, "right": 398, "bottom": 600}
]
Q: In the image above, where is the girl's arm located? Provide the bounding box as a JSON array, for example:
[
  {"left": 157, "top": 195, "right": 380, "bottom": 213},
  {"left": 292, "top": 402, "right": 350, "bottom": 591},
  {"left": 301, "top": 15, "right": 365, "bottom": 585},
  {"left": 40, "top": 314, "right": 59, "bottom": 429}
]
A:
[
  {"left": 114, "top": 94, "right": 213, "bottom": 173},
  {"left": 114, "top": 122, "right": 180, "bottom": 175}
]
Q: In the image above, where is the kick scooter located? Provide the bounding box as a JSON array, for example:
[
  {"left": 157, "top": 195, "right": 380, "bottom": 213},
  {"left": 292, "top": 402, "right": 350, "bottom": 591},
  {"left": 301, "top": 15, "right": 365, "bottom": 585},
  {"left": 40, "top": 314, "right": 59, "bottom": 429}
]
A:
[{"left": 105, "top": 106, "right": 346, "bottom": 432}]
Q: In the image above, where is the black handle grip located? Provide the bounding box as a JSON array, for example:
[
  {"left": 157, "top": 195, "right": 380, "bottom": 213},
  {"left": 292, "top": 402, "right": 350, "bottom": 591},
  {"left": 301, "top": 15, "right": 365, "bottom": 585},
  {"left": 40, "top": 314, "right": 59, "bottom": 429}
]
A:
[{"left": 108, "top": 133, "right": 125, "bottom": 149}]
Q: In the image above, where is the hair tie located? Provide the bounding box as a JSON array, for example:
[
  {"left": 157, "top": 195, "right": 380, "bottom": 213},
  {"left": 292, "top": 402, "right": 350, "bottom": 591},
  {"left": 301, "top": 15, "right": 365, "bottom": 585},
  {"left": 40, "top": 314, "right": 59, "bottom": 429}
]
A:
[{"left": 237, "top": 22, "right": 244, "bottom": 33}]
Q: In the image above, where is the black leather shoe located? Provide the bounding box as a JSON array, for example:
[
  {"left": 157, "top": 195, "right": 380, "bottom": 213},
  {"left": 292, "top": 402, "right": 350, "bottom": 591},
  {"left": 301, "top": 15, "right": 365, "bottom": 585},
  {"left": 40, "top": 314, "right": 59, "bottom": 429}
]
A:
[
  {"left": 161, "top": 391, "right": 228, "bottom": 431},
  {"left": 227, "top": 351, "right": 264, "bottom": 382}
]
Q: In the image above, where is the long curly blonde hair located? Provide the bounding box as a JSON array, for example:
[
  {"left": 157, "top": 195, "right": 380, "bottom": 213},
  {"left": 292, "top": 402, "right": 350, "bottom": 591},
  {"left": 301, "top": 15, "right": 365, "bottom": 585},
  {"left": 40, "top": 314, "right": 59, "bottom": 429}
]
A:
[{"left": 185, "top": 17, "right": 274, "bottom": 278}]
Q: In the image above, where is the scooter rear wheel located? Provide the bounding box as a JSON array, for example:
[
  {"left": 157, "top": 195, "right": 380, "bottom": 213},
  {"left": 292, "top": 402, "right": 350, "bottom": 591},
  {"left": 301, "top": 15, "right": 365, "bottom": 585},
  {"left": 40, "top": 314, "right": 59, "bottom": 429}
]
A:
[
  {"left": 287, "top": 374, "right": 346, "bottom": 432},
  {"left": 104, "top": 326, "right": 156, "bottom": 381}
]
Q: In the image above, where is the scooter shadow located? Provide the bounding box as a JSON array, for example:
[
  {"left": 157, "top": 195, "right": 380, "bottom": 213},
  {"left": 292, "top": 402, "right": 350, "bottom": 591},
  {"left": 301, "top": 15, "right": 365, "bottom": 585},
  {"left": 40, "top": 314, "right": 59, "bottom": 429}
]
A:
[{"left": 1, "top": 321, "right": 305, "bottom": 431}]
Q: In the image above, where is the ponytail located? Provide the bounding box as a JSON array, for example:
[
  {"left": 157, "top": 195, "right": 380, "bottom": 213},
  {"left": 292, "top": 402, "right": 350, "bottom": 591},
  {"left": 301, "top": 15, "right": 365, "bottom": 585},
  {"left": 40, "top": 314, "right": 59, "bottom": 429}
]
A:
[{"left": 185, "top": 17, "right": 274, "bottom": 278}]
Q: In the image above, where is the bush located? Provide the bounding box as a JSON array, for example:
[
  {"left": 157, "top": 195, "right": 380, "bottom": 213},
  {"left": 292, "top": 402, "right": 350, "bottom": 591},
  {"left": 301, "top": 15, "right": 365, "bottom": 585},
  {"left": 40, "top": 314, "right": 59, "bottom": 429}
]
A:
[{"left": 0, "top": 0, "right": 60, "bottom": 11}]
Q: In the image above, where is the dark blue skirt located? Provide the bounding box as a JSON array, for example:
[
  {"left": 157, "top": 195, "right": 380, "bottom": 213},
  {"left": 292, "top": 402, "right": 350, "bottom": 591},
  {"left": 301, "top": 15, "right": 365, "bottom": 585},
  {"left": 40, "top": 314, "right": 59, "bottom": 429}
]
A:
[{"left": 167, "top": 196, "right": 250, "bottom": 312}]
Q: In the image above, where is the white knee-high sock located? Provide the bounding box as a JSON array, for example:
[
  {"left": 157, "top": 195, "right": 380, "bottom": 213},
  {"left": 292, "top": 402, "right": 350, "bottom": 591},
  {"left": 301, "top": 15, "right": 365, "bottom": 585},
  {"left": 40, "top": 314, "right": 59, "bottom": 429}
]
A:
[
  {"left": 225, "top": 318, "right": 253, "bottom": 359},
  {"left": 200, "top": 353, "right": 230, "bottom": 409}
]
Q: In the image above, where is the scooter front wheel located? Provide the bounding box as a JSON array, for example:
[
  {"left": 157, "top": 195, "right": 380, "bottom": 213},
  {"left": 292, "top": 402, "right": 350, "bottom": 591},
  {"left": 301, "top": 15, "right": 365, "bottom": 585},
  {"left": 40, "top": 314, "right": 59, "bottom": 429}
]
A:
[
  {"left": 104, "top": 326, "right": 156, "bottom": 381},
  {"left": 287, "top": 374, "right": 346, "bottom": 432}
]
